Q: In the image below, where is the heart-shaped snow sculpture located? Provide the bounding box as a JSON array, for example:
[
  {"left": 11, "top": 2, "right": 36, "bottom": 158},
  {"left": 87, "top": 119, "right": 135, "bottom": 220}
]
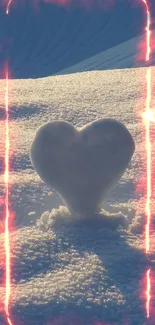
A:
[{"left": 30, "top": 119, "right": 135, "bottom": 218}]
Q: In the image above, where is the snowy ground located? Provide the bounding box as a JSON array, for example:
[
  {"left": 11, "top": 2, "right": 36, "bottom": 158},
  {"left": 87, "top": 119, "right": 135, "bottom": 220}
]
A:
[{"left": 0, "top": 63, "right": 155, "bottom": 324}]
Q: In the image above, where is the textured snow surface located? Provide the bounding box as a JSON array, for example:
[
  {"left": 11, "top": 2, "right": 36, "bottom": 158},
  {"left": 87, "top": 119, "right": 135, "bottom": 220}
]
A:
[{"left": 0, "top": 68, "right": 155, "bottom": 324}]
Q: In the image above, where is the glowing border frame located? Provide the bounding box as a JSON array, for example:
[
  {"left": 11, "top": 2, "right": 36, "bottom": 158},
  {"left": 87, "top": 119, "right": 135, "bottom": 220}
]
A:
[{"left": 3, "top": 0, "right": 153, "bottom": 324}]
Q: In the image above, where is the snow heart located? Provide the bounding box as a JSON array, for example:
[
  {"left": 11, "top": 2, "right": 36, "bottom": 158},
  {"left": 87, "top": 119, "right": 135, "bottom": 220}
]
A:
[{"left": 30, "top": 119, "right": 135, "bottom": 219}]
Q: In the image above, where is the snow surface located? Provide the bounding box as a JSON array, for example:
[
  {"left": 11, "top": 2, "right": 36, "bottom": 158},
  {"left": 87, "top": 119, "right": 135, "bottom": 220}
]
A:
[{"left": 0, "top": 46, "right": 155, "bottom": 324}]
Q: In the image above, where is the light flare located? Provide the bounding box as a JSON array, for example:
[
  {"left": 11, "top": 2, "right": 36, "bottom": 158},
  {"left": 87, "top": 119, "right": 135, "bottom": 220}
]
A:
[
  {"left": 6, "top": 0, "right": 13, "bottom": 14},
  {"left": 144, "top": 66, "right": 152, "bottom": 254},
  {"left": 143, "top": 109, "right": 155, "bottom": 123},
  {"left": 142, "top": 0, "right": 151, "bottom": 62},
  {"left": 141, "top": 0, "right": 153, "bottom": 320}
]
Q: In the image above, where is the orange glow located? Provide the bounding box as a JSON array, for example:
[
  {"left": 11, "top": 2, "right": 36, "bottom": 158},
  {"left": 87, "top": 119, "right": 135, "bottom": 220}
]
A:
[
  {"left": 144, "top": 66, "right": 152, "bottom": 254},
  {"left": 142, "top": 0, "right": 151, "bottom": 62},
  {"left": 6, "top": 0, "right": 13, "bottom": 14},
  {"left": 143, "top": 109, "right": 155, "bottom": 123},
  {"left": 4, "top": 63, "right": 13, "bottom": 325}
]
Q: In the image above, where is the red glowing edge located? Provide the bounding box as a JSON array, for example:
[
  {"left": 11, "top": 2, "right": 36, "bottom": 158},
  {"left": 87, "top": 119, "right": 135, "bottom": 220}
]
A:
[
  {"left": 6, "top": 0, "right": 12, "bottom": 14},
  {"left": 141, "top": 0, "right": 152, "bottom": 319},
  {"left": 3, "top": 0, "right": 153, "bottom": 324}
]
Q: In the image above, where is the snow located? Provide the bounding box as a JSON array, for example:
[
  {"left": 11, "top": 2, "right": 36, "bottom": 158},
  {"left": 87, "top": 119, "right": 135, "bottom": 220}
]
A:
[
  {"left": 0, "top": 1, "right": 153, "bottom": 78},
  {"left": 0, "top": 46, "right": 155, "bottom": 324},
  {"left": 57, "top": 29, "right": 155, "bottom": 75}
]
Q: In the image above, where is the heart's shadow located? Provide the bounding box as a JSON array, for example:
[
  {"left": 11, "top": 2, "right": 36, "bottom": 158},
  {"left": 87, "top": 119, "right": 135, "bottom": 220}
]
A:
[
  {"left": 7, "top": 210, "right": 151, "bottom": 325},
  {"left": 48, "top": 217, "right": 150, "bottom": 324}
]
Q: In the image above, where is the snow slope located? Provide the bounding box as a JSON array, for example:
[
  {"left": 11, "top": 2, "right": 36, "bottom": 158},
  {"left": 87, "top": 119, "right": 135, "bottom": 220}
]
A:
[
  {"left": 0, "top": 65, "right": 155, "bottom": 324},
  {"left": 0, "top": 0, "right": 155, "bottom": 78},
  {"left": 58, "top": 29, "right": 155, "bottom": 74}
]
